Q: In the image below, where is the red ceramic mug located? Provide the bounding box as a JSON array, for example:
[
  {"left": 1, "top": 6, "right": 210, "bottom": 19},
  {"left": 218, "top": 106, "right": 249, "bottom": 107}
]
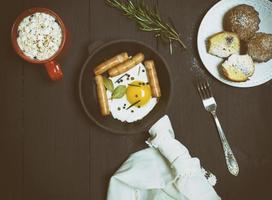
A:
[{"left": 11, "top": 7, "right": 67, "bottom": 81}]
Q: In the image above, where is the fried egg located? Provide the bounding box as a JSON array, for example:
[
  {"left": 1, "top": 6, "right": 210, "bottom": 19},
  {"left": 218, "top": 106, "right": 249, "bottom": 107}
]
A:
[{"left": 106, "top": 63, "right": 158, "bottom": 123}]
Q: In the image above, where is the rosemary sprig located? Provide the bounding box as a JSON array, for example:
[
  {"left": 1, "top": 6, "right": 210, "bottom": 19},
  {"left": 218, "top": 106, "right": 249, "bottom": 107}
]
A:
[{"left": 106, "top": 0, "right": 187, "bottom": 53}]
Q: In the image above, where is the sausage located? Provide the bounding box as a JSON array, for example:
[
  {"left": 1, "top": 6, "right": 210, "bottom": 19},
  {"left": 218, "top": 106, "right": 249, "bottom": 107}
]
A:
[
  {"left": 94, "top": 52, "right": 129, "bottom": 75},
  {"left": 108, "top": 53, "right": 145, "bottom": 77},
  {"left": 95, "top": 75, "right": 110, "bottom": 116},
  {"left": 144, "top": 60, "right": 161, "bottom": 98}
]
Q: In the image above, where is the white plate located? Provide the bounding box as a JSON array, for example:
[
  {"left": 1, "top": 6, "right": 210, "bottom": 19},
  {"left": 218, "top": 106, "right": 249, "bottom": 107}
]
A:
[{"left": 197, "top": 0, "right": 272, "bottom": 88}]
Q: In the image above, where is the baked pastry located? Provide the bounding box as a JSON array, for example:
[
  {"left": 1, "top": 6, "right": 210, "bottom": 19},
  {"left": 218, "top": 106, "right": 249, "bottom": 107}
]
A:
[
  {"left": 221, "top": 54, "right": 255, "bottom": 82},
  {"left": 208, "top": 32, "right": 240, "bottom": 58},
  {"left": 247, "top": 32, "right": 272, "bottom": 62},
  {"left": 224, "top": 4, "right": 260, "bottom": 41}
]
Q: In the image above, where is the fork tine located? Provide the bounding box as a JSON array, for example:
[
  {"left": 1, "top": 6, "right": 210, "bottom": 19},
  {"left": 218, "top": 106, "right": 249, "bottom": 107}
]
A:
[
  {"left": 204, "top": 80, "right": 212, "bottom": 97},
  {"left": 199, "top": 80, "right": 208, "bottom": 99},
  {"left": 200, "top": 81, "right": 209, "bottom": 99},
  {"left": 197, "top": 80, "right": 205, "bottom": 100},
  {"left": 206, "top": 81, "right": 213, "bottom": 97},
  {"left": 197, "top": 78, "right": 212, "bottom": 99},
  {"left": 199, "top": 82, "right": 206, "bottom": 98},
  {"left": 203, "top": 81, "right": 211, "bottom": 98}
]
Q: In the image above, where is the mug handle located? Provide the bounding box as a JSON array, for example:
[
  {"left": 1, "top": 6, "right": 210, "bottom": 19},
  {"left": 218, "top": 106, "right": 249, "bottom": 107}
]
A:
[{"left": 44, "top": 61, "right": 63, "bottom": 81}]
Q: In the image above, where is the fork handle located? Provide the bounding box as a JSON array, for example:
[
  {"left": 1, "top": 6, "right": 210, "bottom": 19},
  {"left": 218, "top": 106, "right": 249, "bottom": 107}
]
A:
[{"left": 212, "top": 112, "right": 239, "bottom": 176}]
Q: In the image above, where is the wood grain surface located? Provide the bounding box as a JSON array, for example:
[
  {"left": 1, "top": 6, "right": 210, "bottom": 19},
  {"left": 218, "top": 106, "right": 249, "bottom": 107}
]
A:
[{"left": 0, "top": 0, "right": 272, "bottom": 199}]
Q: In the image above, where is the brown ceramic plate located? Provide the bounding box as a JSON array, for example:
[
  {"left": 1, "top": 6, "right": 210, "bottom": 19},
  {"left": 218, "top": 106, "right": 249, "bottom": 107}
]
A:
[{"left": 79, "top": 40, "right": 173, "bottom": 134}]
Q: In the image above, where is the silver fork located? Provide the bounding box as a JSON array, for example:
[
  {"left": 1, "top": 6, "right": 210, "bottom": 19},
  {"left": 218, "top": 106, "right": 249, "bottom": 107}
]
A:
[{"left": 197, "top": 79, "right": 239, "bottom": 176}]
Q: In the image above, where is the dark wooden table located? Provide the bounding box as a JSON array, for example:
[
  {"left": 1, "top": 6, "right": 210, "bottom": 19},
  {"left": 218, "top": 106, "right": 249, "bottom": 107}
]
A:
[{"left": 1, "top": 0, "right": 272, "bottom": 199}]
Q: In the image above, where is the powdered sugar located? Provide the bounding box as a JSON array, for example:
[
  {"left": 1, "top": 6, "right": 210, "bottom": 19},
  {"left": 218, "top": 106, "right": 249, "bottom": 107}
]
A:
[{"left": 233, "top": 14, "right": 250, "bottom": 27}]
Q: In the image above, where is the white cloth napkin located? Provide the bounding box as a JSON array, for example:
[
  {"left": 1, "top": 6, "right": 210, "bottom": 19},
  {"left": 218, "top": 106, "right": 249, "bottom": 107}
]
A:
[{"left": 107, "top": 115, "right": 221, "bottom": 200}]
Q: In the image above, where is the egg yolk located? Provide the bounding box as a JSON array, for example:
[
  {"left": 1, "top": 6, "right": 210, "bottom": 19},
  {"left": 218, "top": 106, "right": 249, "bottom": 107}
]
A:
[{"left": 126, "top": 81, "right": 151, "bottom": 107}]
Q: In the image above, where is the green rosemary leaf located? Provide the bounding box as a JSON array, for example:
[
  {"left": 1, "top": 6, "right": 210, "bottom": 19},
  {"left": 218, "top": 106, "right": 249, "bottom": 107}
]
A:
[{"left": 106, "top": 0, "right": 186, "bottom": 52}]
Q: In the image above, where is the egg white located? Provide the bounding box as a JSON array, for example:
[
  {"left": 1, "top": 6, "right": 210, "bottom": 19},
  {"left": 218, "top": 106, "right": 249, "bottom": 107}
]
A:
[{"left": 106, "top": 63, "right": 158, "bottom": 123}]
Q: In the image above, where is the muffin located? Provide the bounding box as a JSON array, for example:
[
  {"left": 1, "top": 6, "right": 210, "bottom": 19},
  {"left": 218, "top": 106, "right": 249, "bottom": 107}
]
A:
[
  {"left": 221, "top": 54, "right": 255, "bottom": 82},
  {"left": 208, "top": 32, "right": 240, "bottom": 58},
  {"left": 247, "top": 32, "right": 272, "bottom": 63},
  {"left": 224, "top": 4, "right": 260, "bottom": 41}
]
